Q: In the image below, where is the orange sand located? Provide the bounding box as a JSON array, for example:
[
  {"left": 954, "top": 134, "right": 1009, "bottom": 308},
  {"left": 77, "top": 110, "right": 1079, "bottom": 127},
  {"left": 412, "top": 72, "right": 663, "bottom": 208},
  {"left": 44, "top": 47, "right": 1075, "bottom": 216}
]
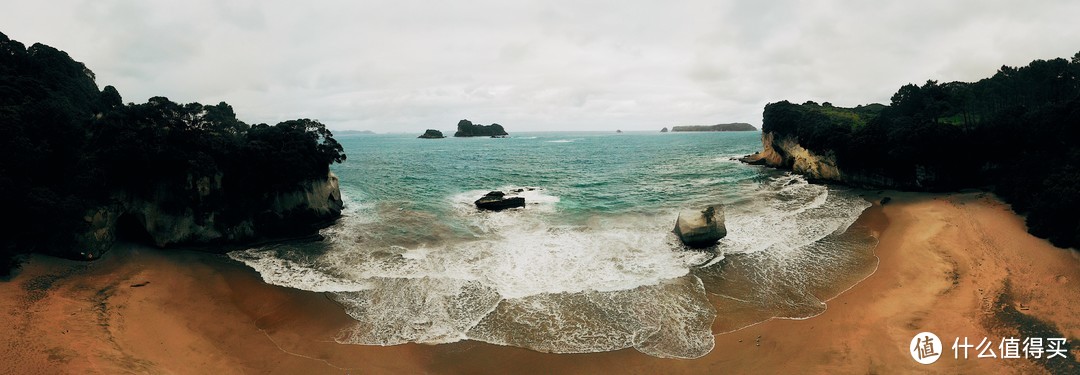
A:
[{"left": 2, "top": 192, "right": 1078, "bottom": 374}]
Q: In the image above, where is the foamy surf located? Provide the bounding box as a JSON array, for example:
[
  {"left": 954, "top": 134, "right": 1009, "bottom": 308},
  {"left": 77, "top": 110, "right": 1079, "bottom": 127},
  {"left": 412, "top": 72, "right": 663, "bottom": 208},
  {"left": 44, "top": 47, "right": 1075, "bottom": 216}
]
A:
[{"left": 229, "top": 172, "right": 874, "bottom": 359}]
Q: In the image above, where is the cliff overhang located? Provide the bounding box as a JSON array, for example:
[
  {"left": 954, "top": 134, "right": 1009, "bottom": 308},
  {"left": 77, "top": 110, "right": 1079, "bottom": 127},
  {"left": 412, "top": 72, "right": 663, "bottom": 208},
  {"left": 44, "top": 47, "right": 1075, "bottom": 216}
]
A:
[
  {"left": 75, "top": 172, "right": 344, "bottom": 259},
  {"left": 740, "top": 131, "right": 918, "bottom": 189}
]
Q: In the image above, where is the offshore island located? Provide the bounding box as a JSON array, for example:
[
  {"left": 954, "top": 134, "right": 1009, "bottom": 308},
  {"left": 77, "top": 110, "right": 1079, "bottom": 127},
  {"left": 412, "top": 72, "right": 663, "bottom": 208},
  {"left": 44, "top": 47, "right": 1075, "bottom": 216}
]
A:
[
  {"left": 418, "top": 119, "right": 509, "bottom": 139},
  {"left": 454, "top": 119, "right": 509, "bottom": 137},
  {"left": 0, "top": 31, "right": 1078, "bottom": 375},
  {"left": 671, "top": 123, "right": 758, "bottom": 132}
]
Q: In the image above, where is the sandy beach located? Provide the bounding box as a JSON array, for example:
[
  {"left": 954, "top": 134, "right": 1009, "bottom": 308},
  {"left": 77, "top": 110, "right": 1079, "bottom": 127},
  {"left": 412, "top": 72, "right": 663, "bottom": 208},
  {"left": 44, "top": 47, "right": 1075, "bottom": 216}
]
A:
[{"left": 2, "top": 192, "right": 1078, "bottom": 374}]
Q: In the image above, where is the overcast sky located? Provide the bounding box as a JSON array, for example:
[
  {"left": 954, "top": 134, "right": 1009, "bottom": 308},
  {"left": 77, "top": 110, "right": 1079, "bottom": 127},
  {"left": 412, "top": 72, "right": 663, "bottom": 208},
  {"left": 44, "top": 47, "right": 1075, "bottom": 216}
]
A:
[{"left": 3, "top": 1, "right": 1080, "bottom": 132}]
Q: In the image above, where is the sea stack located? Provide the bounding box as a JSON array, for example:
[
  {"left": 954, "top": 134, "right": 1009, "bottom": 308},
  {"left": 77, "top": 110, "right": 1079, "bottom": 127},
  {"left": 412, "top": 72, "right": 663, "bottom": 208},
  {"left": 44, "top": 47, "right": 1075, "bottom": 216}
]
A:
[
  {"left": 673, "top": 205, "right": 727, "bottom": 248},
  {"left": 661, "top": 127, "right": 669, "bottom": 133},
  {"left": 475, "top": 191, "right": 526, "bottom": 211},
  {"left": 454, "top": 119, "right": 509, "bottom": 137},
  {"left": 418, "top": 129, "right": 446, "bottom": 138}
]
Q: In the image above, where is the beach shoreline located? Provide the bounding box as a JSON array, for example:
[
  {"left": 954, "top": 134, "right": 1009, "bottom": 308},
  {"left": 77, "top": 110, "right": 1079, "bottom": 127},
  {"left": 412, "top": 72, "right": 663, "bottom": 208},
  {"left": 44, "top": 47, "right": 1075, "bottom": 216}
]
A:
[{"left": 2, "top": 192, "right": 1078, "bottom": 374}]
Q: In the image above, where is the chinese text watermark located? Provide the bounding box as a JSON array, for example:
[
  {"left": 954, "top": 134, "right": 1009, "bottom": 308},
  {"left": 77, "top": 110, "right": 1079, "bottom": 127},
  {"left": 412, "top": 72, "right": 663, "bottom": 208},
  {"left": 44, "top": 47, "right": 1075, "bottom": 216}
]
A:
[{"left": 911, "top": 332, "right": 1069, "bottom": 365}]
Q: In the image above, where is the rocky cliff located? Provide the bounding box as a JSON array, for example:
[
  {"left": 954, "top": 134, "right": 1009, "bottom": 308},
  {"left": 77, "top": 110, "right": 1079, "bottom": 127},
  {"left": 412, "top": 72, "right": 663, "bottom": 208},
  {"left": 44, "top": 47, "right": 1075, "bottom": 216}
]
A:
[
  {"left": 740, "top": 132, "right": 902, "bottom": 188},
  {"left": 76, "top": 172, "right": 343, "bottom": 259},
  {"left": 0, "top": 32, "right": 349, "bottom": 274},
  {"left": 739, "top": 52, "right": 1080, "bottom": 250},
  {"left": 740, "top": 132, "right": 840, "bottom": 180}
]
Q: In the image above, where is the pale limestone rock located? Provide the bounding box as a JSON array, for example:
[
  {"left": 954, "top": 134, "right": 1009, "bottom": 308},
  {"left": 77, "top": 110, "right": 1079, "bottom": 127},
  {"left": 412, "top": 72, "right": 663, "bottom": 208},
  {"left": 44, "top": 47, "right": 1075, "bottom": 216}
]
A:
[{"left": 673, "top": 206, "right": 726, "bottom": 248}]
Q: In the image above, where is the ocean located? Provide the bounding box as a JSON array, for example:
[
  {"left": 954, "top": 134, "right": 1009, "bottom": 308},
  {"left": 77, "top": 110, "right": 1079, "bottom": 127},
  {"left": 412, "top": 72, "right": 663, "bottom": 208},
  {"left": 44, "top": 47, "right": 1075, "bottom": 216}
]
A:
[{"left": 229, "top": 131, "right": 878, "bottom": 359}]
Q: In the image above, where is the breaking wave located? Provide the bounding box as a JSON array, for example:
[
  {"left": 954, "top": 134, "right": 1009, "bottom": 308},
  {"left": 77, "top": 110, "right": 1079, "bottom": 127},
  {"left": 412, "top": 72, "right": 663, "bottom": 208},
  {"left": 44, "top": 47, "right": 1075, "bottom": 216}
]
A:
[{"left": 230, "top": 174, "right": 873, "bottom": 358}]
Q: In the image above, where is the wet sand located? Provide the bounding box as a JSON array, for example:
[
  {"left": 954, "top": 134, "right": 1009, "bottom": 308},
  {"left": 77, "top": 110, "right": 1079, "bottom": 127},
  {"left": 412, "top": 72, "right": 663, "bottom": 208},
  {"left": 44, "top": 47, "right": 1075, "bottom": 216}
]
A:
[{"left": 2, "top": 192, "right": 1078, "bottom": 374}]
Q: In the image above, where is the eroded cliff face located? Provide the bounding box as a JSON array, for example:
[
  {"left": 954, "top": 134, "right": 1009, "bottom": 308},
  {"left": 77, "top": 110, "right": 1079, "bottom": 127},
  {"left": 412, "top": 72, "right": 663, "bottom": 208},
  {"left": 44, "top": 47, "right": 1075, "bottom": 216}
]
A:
[
  {"left": 741, "top": 132, "right": 841, "bottom": 181},
  {"left": 75, "top": 172, "right": 344, "bottom": 259},
  {"left": 740, "top": 132, "right": 902, "bottom": 188}
]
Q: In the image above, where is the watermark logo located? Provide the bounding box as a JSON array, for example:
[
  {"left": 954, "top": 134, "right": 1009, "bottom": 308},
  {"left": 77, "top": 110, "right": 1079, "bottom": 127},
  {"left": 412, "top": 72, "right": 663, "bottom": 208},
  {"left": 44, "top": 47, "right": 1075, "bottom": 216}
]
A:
[
  {"left": 952, "top": 336, "right": 1068, "bottom": 359},
  {"left": 911, "top": 332, "right": 943, "bottom": 364},
  {"left": 909, "top": 332, "right": 1068, "bottom": 365}
]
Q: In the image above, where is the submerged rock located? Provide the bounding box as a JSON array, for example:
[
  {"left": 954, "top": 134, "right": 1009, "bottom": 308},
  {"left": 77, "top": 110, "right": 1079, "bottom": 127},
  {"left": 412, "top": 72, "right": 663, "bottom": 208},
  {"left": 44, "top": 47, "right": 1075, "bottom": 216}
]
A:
[
  {"left": 673, "top": 206, "right": 727, "bottom": 248},
  {"left": 737, "top": 152, "right": 768, "bottom": 165},
  {"left": 475, "top": 191, "right": 525, "bottom": 211}
]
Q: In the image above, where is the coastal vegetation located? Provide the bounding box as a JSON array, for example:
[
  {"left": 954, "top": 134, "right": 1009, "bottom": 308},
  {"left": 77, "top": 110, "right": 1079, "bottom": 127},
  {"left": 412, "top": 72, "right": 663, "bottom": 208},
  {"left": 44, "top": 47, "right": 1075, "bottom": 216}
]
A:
[
  {"left": 671, "top": 123, "right": 758, "bottom": 132},
  {"left": 0, "top": 32, "right": 345, "bottom": 276},
  {"left": 758, "top": 51, "right": 1080, "bottom": 249}
]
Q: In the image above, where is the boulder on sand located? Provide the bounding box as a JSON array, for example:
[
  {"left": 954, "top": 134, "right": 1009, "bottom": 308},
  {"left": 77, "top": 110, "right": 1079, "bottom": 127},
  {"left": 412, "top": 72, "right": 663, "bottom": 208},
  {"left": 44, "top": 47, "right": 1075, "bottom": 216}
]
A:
[
  {"left": 475, "top": 191, "right": 525, "bottom": 211},
  {"left": 673, "top": 205, "right": 727, "bottom": 248}
]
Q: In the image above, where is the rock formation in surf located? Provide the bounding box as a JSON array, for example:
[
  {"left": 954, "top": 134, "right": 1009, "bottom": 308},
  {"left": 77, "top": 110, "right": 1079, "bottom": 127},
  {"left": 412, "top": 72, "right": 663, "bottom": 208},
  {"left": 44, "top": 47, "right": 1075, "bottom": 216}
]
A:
[
  {"left": 673, "top": 206, "right": 726, "bottom": 248},
  {"left": 475, "top": 191, "right": 526, "bottom": 211}
]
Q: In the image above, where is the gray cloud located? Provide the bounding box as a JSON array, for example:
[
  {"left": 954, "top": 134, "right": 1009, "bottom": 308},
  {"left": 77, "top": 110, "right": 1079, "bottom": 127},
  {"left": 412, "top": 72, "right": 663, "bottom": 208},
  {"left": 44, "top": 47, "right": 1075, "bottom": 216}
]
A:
[{"left": 3, "top": 0, "right": 1079, "bottom": 132}]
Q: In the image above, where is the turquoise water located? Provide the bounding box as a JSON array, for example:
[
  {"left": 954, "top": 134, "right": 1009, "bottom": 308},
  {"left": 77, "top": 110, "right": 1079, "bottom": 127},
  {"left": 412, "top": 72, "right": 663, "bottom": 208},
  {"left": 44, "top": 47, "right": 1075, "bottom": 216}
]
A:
[
  {"left": 337, "top": 131, "right": 762, "bottom": 217},
  {"left": 230, "top": 131, "right": 877, "bottom": 359}
]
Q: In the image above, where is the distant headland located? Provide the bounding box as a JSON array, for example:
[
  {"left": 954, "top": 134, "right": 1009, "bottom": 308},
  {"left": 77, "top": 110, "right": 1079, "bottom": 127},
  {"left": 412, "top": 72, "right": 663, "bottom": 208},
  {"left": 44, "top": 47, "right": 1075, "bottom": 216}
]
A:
[
  {"left": 671, "top": 123, "right": 758, "bottom": 132},
  {"left": 336, "top": 130, "right": 376, "bottom": 135}
]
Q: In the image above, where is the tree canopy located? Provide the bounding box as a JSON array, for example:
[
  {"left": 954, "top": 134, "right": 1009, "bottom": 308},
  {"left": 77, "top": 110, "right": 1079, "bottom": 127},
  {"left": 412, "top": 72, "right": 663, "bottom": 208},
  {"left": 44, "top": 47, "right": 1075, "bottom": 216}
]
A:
[
  {"left": 762, "top": 52, "right": 1080, "bottom": 249},
  {"left": 0, "top": 32, "right": 346, "bottom": 276}
]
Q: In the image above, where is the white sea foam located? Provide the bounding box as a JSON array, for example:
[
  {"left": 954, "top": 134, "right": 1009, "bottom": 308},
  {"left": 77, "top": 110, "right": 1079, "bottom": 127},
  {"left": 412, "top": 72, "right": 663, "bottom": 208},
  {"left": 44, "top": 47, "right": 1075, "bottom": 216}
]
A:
[
  {"left": 229, "top": 249, "right": 375, "bottom": 293},
  {"left": 230, "top": 174, "right": 871, "bottom": 359},
  {"left": 333, "top": 278, "right": 502, "bottom": 345},
  {"left": 467, "top": 275, "right": 716, "bottom": 358},
  {"left": 695, "top": 173, "right": 876, "bottom": 328},
  {"left": 321, "top": 187, "right": 709, "bottom": 299},
  {"left": 717, "top": 174, "right": 869, "bottom": 257},
  {"left": 449, "top": 187, "right": 561, "bottom": 214},
  {"left": 712, "top": 154, "right": 751, "bottom": 164}
]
